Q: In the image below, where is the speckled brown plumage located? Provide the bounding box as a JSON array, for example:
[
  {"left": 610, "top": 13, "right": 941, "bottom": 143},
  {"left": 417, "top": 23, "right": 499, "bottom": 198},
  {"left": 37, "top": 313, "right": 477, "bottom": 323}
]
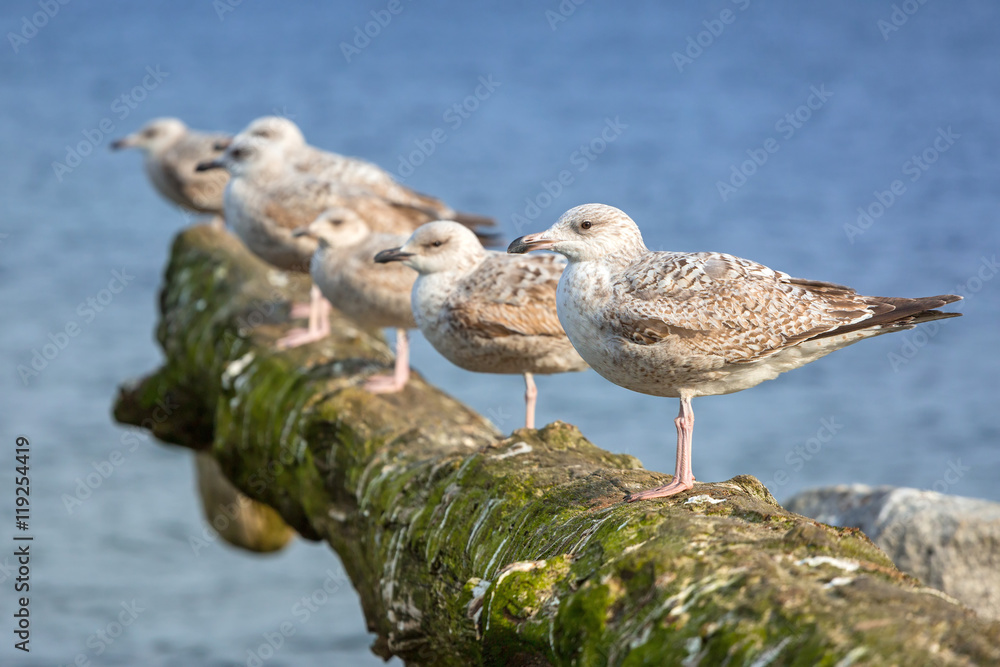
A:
[
  {"left": 212, "top": 138, "right": 439, "bottom": 273},
  {"left": 230, "top": 117, "right": 496, "bottom": 231},
  {"left": 446, "top": 253, "right": 568, "bottom": 342}
]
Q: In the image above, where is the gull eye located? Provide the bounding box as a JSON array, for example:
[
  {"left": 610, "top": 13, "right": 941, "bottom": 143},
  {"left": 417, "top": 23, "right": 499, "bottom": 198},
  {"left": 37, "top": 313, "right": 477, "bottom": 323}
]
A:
[
  {"left": 580, "top": 220, "right": 593, "bottom": 230},
  {"left": 231, "top": 147, "right": 248, "bottom": 160},
  {"left": 143, "top": 128, "right": 157, "bottom": 138},
  {"left": 431, "top": 240, "right": 443, "bottom": 248}
]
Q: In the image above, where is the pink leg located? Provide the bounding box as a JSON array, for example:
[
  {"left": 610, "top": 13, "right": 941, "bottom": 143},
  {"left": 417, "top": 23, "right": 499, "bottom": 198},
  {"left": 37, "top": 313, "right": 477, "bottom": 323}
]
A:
[
  {"left": 626, "top": 395, "right": 696, "bottom": 502},
  {"left": 289, "top": 302, "right": 312, "bottom": 318},
  {"left": 365, "top": 329, "right": 411, "bottom": 394},
  {"left": 523, "top": 372, "right": 537, "bottom": 429},
  {"left": 315, "top": 296, "right": 331, "bottom": 336},
  {"left": 277, "top": 285, "right": 330, "bottom": 349}
]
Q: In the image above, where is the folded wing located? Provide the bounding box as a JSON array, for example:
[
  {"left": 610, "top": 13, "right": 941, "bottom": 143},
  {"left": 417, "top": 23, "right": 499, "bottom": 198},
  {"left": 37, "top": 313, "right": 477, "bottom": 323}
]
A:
[{"left": 446, "top": 253, "right": 567, "bottom": 339}]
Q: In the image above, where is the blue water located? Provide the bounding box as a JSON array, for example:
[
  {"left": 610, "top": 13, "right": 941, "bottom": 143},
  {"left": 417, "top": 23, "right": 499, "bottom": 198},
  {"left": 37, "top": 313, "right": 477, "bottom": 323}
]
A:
[{"left": 2, "top": 1, "right": 998, "bottom": 664}]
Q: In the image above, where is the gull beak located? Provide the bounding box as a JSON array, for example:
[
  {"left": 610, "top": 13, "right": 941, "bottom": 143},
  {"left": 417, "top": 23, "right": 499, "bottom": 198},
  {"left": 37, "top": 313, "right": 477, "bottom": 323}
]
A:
[
  {"left": 195, "top": 159, "right": 225, "bottom": 172},
  {"left": 374, "top": 247, "right": 414, "bottom": 263},
  {"left": 109, "top": 136, "right": 135, "bottom": 151},
  {"left": 214, "top": 136, "right": 233, "bottom": 151},
  {"left": 290, "top": 226, "right": 313, "bottom": 239},
  {"left": 507, "top": 231, "right": 555, "bottom": 254}
]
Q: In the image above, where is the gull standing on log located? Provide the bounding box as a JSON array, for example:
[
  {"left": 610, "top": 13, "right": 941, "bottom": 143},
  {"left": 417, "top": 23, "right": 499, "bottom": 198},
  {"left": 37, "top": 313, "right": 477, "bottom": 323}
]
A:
[
  {"left": 375, "top": 221, "right": 588, "bottom": 429},
  {"left": 197, "top": 137, "right": 439, "bottom": 348},
  {"left": 111, "top": 118, "right": 229, "bottom": 227},
  {"left": 509, "top": 204, "right": 962, "bottom": 501},
  {"left": 292, "top": 208, "right": 417, "bottom": 393},
  {"left": 222, "top": 116, "right": 497, "bottom": 232}
]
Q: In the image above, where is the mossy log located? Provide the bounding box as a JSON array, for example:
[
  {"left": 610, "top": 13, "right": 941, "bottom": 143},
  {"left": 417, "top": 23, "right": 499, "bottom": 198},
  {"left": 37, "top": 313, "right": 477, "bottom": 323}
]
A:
[{"left": 113, "top": 225, "right": 1000, "bottom": 666}]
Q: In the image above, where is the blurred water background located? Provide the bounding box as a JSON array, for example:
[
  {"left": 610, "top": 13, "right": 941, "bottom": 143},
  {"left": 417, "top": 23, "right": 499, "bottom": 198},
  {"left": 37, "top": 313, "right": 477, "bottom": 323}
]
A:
[{"left": 1, "top": 1, "right": 998, "bottom": 664}]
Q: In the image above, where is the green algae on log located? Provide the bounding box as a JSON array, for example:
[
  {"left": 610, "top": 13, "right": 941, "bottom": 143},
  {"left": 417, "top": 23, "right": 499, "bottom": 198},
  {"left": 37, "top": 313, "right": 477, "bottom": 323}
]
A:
[{"left": 113, "top": 224, "right": 1000, "bottom": 666}]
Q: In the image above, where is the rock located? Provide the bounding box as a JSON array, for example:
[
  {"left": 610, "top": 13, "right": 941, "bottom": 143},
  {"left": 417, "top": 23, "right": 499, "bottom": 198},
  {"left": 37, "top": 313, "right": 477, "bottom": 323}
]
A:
[
  {"left": 113, "top": 224, "right": 1000, "bottom": 665},
  {"left": 786, "top": 484, "right": 1000, "bottom": 620}
]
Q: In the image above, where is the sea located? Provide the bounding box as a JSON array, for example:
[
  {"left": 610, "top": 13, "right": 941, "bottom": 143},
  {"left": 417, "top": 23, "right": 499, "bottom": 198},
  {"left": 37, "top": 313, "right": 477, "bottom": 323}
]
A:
[{"left": 1, "top": 1, "right": 998, "bottom": 665}]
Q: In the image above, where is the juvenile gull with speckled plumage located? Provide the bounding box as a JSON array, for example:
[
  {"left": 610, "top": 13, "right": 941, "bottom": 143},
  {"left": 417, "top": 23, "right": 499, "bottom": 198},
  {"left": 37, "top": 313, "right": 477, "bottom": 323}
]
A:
[
  {"left": 111, "top": 117, "right": 229, "bottom": 226},
  {"left": 222, "top": 116, "right": 496, "bottom": 231},
  {"left": 293, "top": 208, "right": 417, "bottom": 393},
  {"left": 509, "top": 203, "right": 962, "bottom": 501},
  {"left": 197, "top": 136, "right": 443, "bottom": 348},
  {"left": 375, "top": 221, "right": 588, "bottom": 428}
]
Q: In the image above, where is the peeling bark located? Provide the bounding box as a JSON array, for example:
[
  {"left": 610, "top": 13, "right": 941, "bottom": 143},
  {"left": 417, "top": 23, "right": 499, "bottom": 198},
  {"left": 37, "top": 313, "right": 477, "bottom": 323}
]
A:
[{"left": 114, "top": 225, "right": 1000, "bottom": 666}]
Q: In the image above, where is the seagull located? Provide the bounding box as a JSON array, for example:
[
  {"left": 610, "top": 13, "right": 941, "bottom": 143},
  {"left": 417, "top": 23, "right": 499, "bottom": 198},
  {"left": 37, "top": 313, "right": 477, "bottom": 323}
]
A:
[
  {"left": 508, "top": 203, "right": 962, "bottom": 502},
  {"left": 375, "top": 221, "right": 588, "bottom": 429},
  {"left": 197, "top": 136, "right": 438, "bottom": 348},
  {"left": 221, "top": 116, "right": 496, "bottom": 232},
  {"left": 111, "top": 118, "right": 229, "bottom": 227},
  {"left": 292, "top": 208, "right": 416, "bottom": 393}
]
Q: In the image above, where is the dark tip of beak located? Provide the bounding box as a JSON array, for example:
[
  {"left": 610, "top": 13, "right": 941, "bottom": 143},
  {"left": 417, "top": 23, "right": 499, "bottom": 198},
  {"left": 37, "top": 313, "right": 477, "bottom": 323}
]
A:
[
  {"left": 290, "top": 227, "right": 311, "bottom": 238},
  {"left": 195, "top": 160, "right": 224, "bottom": 172},
  {"left": 507, "top": 236, "right": 530, "bottom": 254},
  {"left": 507, "top": 233, "right": 555, "bottom": 254},
  {"left": 374, "top": 248, "right": 413, "bottom": 264},
  {"left": 109, "top": 139, "right": 128, "bottom": 151},
  {"left": 213, "top": 137, "right": 233, "bottom": 151}
]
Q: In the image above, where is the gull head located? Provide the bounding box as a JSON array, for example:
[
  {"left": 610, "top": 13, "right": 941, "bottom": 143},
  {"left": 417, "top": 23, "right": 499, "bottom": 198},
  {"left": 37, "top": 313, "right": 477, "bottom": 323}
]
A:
[
  {"left": 216, "top": 116, "right": 307, "bottom": 152},
  {"left": 507, "top": 203, "right": 647, "bottom": 263},
  {"left": 110, "top": 117, "right": 187, "bottom": 154},
  {"left": 196, "top": 136, "right": 284, "bottom": 177},
  {"left": 374, "top": 221, "right": 485, "bottom": 275},
  {"left": 292, "top": 207, "right": 371, "bottom": 248},
  {"left": 243, "top": 116, "right": 307, "bottom": 149}
]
